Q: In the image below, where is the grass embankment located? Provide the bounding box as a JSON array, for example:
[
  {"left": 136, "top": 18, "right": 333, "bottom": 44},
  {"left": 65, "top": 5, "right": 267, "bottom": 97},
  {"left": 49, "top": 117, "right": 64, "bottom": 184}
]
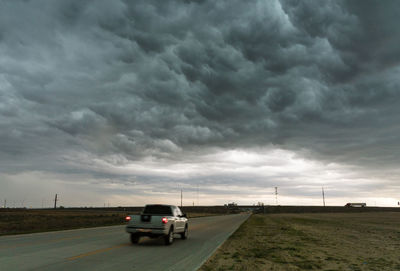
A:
[
  {"left": 200, "top": 213, "right": 400, "bottom": 271},
  {"left": 0, "top": 209, "right": 220, "bottom": 236}
]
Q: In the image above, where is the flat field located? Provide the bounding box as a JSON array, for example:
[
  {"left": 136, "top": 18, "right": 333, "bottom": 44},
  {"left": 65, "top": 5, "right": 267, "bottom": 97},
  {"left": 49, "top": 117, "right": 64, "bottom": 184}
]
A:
[
  {"left": 0, "top": 209, "right": 216, "bottom": 236},
  {"left": 200, "top": 212, "right": 400, "bottom": 271},
  {"left": 0, "top": 209, "right": 130, "bottom": 236}
]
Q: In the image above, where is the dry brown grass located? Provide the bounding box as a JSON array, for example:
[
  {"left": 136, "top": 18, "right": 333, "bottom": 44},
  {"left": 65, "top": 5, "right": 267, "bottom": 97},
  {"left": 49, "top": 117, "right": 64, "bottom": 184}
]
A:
[
  {"left": 200, "top": 212, "right": 400, "bottom": 271},
  {"left": 0, "top": 209, "right": 131, "bottom": 235},
  {"left": 0, "top": 209, "right": 219, "bottom": 236}
]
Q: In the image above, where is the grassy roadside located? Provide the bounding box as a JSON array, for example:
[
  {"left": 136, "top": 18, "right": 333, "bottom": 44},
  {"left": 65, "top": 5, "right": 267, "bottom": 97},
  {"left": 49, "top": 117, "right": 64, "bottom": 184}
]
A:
[
  {"left": 0, "top": 209, "right": 130, "bottom": 236},
  {"left": 0, "top": 209, "right": 218, "bottom": 236},
  {"left": 199, "top": 213, "right": 400, "bottom": 271}
]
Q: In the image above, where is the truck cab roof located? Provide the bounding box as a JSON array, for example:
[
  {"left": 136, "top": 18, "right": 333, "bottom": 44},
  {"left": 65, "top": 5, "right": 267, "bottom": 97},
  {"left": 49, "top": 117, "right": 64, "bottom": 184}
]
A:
[{"left": 143, "top": 204, "right": 176, "bottom": 215}]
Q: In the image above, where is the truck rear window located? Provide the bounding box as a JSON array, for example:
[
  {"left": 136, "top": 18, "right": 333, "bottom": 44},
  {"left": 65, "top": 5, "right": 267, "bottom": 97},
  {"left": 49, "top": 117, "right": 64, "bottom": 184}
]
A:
[{"left": 143, "top": 205, "right": 172, "bottom": 215}]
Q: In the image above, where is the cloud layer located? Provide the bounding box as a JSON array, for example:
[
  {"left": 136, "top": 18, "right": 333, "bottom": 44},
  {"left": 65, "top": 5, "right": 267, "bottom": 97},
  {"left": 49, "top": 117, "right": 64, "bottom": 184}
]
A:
[{"left": 1, "top": 0, "right": 400, "bottom": 206}]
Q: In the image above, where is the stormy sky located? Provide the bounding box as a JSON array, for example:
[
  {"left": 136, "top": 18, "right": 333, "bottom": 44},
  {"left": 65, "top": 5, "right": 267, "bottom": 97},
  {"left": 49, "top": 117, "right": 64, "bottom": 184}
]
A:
[{"left": 1, "top": 0, "right": 400, "bottom": 207}]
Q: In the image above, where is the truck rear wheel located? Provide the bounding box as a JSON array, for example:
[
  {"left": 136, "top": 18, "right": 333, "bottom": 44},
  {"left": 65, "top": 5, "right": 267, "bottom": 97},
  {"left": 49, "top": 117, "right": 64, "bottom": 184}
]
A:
[
  {"left": 130, "top": 233, "right": 140, "bottom": 244},
  {"left": 164, "top": 227, "right": 174, "bottom": 245},
  {"left": 180, "top": 224, "right": 188, "bottom": 240}
]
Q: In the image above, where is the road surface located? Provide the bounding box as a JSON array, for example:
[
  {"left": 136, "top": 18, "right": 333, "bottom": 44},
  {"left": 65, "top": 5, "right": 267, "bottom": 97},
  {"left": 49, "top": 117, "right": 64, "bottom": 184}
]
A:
[{"left": 0, "top": 213, "right": 249, "bottom": 271}]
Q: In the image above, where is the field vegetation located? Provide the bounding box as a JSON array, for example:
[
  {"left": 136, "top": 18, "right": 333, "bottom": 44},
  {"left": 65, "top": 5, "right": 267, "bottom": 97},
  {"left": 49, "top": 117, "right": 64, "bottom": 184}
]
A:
[
  {"left": 200, "top": 212, "right": 400, "bottom": 271},
  {"left": 0, "top": 209, "right": 130, "bottom": 236},
  {"left": 0, "top": 208, "right": 217, "bottom": 236}
]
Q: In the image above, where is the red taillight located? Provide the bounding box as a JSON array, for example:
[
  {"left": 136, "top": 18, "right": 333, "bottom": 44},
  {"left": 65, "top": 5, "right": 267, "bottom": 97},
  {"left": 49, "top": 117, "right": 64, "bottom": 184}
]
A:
[
  {"left": 125, "top": 216, "right": 131, "bottom": 221},
  {"left": 162, "top": 217, "right": 168, "bottom": 224}
]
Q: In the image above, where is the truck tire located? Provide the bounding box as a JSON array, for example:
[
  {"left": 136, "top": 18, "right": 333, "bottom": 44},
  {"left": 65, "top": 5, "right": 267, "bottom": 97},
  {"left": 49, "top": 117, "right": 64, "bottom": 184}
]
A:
[
  {"left": 130, "top": 233, "right": 140, "bottom": 244},
  {"left": 164, "top": 227, "right": 174, "bottom": 245},
  {"left": 180, "top": 224, "right": 188, "bottom": 240}
]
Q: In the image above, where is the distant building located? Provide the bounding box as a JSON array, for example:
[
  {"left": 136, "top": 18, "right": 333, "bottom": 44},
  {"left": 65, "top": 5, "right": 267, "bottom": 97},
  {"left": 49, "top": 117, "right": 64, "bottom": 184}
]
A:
[
  {"left": 225, "top": 202, "right": 239, "bottom": 211},
  {"left": 345, "top": 203, "right": 366, "bottom": 207},
  {"left": 225, "top": 202, "right": 237, "bottom": 207}
]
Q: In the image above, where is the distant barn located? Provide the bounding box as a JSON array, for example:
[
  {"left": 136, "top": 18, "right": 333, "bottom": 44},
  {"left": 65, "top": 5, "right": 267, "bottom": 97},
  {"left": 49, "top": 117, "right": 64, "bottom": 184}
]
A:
[{"left": 345, "top": 203, "right": 366, "bottom": 207}]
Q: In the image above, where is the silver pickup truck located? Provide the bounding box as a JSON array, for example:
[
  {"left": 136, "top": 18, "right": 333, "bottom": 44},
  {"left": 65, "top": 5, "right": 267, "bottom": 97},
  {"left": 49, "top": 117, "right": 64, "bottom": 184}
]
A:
[{"left": 125, "top": 204, "right": 188, "bottom": 245}]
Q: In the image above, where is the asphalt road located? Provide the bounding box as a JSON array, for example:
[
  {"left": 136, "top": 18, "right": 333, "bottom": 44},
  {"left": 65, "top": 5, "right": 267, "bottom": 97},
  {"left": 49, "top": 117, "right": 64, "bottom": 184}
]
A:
[{"left": 0, "top": 213, "right": 249, "bottom": 271}]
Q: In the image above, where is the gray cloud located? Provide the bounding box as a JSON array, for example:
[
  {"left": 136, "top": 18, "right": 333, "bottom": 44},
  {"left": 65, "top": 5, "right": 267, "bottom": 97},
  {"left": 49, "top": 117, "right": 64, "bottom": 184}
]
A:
[{"left": 1, "top": 0, "right": 400, "bottom": 206}]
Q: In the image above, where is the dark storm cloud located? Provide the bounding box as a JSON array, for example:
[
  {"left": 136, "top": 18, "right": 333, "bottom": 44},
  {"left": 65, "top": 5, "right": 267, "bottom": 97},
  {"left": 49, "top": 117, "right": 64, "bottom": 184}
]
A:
[{"left": 1, "top": 0, "right": 400, "bottom": 178}]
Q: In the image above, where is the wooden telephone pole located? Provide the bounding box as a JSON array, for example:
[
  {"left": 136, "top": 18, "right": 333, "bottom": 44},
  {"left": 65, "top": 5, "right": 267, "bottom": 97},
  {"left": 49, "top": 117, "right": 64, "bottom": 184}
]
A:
[
  {"left": 180, "top": 189, "right": 183, "bottom": 208},
  {"left": 54, "top": 194, "right": 58, "bottom": 209}
]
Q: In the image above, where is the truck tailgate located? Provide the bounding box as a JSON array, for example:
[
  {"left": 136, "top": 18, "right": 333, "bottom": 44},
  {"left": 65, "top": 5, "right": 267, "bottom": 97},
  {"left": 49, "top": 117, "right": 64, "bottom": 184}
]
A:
[{"left": 129, "top": 215, "right": 165, "bottom": 228}]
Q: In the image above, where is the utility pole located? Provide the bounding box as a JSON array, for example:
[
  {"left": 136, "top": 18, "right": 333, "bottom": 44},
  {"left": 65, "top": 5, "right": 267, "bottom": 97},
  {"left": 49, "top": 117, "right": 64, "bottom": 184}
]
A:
[
  {"left": 275, "top": 187, "right": 278, "bottom": 205},
  {"left": 3, "top": 199, "right": 6, "bottom": 208},
  {"left": 197, "top": 184, "right": 199, "bottom": 206},
  {"left": 322, "top": 187, "right": 326, "bottom": 207},
  {"left": 180, "top": 189, "right": 183, "bottom": 208},
  {"left": 54, "top": 194, "right": 58, "bottom": 209}
]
